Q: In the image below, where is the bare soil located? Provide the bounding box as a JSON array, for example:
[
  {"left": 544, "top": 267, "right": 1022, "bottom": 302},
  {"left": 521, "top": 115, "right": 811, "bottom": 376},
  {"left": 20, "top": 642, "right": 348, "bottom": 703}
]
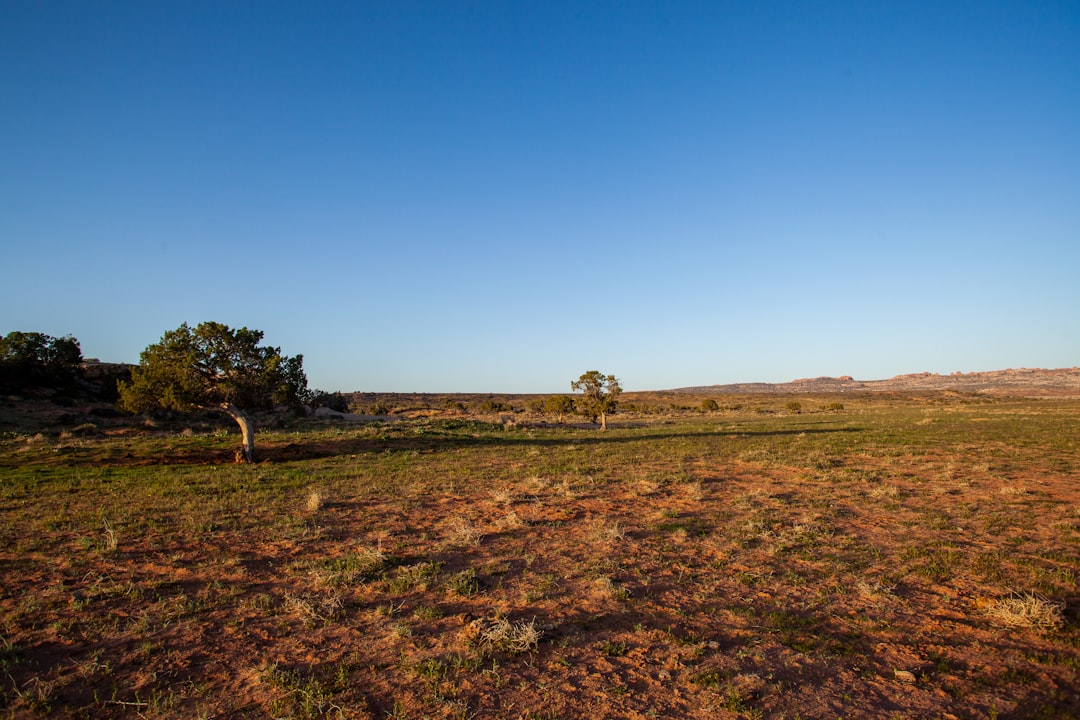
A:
[{"left": 1, "top": 396, "right": 1078, "bottom": 719}]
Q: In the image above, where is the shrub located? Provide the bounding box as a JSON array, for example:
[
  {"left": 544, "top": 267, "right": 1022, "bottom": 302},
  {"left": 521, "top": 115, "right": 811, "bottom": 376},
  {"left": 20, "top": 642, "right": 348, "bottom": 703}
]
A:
[
  {"left": 543, "top": 395, "right": 575, "bottom": 421},
  {"left": 311, "top": 391, "right": 350, "bottom": 413},
  {"left": 0, "top": 331, "right": 84, "bottom": 393}
]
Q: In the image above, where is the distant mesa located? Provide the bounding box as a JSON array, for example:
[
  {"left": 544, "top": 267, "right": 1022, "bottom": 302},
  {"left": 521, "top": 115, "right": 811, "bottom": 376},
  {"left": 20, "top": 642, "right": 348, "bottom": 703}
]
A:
[{"left": 674, "top": 368, "right": 1080, "bottom": 397}]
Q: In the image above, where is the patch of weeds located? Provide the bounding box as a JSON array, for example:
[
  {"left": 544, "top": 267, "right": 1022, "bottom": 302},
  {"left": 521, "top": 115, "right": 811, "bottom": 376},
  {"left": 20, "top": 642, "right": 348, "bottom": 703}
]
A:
[
  {"left": 737, "top": 570, "right": 773, "bottom": 587},
  {"left": 764, "top": 610, "right": 819, "bottom": 652},
  {"left": 691, "top": 669, "right": 725, "bottom": 689},
  {"left": 446, "top": 568, "right": 481, "bottom": 597},
  {"left": 719, "top": 685, "right": 756, "bottom": 714},
  {"left": 599, "top": 640, "right": 628, "bottom": 657},
  {"left": 281, "top": 591, "right": 344, "bottom": 627},
  {"left": 900, "top": 544, "right": 963, "bottom": 582},
  {"left": 654, "top": 515, "right": 711, "bottom": 536},
  {"left": 596, "top": 575, "right": 632, "bottom": 601},
  {"left": 1024, "top": 650, "right": 1080, "bottom": 670},
  {"left": 376, "top": 599, "right": 406, "bottom": 618},
  {"left": 388, "top": 561, "right": 443, "bottom": 594},
  {"left": 591, "top": 519, "right": 626, "bottom": 543},
  {"left": 520, "top": 711, "right": 559, "bottom": 720},
  {"left": 311, "top": 548, "right": 389, "bottom": 586},
  {"left": 855, "top": 579, "right": 896, "bottom": 602},
  {"left": 971, "top": 551, "right": 1009, "bottom": 582},
  {"left": 0, "top": 635, "right": 24, "bottom": 671},
  {"left": 9, "top": 676, "right": 57, "bottom": 714},
  {"left": 413, "top": 604, "right": 444, "bottom": 620},
  {"left": 413, "top": 657, "right": 448, "bottom": 687},
  {"left": 246, "top": 592, "right": 277, "bottom": 615},
  {"left": 263, "top": 664, "right": 339, "bottom": 720},
  {"left": 448, "top": 652, "right": 481, "bottom": 673},
  {"left": 445, "top": 517, "right": 482, "bottom": 547},
  {"left": 101, "top": 518, "right": 118, "bottom": 553},
  {"left": 523, "top": 572, "right": 560, "bottom": 603}
]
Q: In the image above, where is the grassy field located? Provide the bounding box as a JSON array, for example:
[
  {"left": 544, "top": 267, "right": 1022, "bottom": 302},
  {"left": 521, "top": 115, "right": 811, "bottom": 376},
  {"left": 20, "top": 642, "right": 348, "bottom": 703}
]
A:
[{"left": 1, "top": 395, "right": 1078, "bottom": 718}]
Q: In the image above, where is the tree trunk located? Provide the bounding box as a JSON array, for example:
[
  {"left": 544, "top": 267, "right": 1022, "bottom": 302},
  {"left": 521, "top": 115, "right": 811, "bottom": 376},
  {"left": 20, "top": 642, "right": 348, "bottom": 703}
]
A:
[
  {"left": 600, "top": 411, "right": 607, "bottom": 430},
  {"left": 221, "top": 403, "right": 256, "bottom": 463}
]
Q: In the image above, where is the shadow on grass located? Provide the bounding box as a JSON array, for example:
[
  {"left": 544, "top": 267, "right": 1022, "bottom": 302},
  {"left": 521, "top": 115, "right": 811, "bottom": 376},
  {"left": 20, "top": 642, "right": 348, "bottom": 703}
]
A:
[
  {"left": 220, "top": 424, "right": 863, "bottom": 465},
  {"left": 5, "top": 420, "right": 864, "bottom": 468}
]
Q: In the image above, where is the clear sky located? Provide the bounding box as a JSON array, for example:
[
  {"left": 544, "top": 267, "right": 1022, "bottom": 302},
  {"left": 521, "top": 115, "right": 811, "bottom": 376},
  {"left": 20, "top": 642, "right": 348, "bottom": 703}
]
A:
[{"left": 2, "top": 1, "right": 1078, "bottom": 392}]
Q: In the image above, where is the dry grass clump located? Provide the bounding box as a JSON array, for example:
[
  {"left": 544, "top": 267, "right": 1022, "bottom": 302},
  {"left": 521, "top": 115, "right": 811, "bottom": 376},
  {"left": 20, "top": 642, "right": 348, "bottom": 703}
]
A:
[
  {"left": 491, "top": 487, "right": 516, "bottom": 505},
  {"left": 101, "top": 519, "right": 118, "bottom": 554},
  {"left": 855, "top": 579, "right": 896, "bottom": 602},
  {"left": 495, "top": 510, "right": 525, "bottom": 531},
  {"left": 520, "top": 476, "right": 550, "bottom": 495},
  {"left": 982, "top": 592, "right": 1065, "bottom": 630},
  {"left": 475, "top": 616, "right": 543, "bottom": 655},
  {"left": 282, "top": 591, "right": 344, "bottom": 625},
  {"left": 867, "top": 483, "right": 901, "bottom": 500},
  {"left": 998, "top": 484, "right": 1028, "bottom": 496},
  {"left": 445, "top": 517, "right": 483, "bottom": 547},
  {"left": 591, "top": 518, "right": 626, "bottom": 543},
  {"left": 305, "top": 488, "right": 328, "bottom": 513}
]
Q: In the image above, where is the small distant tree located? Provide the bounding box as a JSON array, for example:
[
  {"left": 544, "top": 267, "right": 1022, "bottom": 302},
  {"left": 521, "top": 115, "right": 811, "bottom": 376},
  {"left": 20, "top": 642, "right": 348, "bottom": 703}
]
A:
[
  {"left": 543, "top": 394, "right": 575, "bottom": 423},
  {"left": 0, "top": 331, "right": 83, "bottom": 392},
  {"left": 118, "top": 322, "right": 309, "bottom": 463},
  {"left": 701, "top": 398, "right": 719, "bottom": 412},
  {"left": 571, "top": 371, "right": 622, "bottom": 430}
]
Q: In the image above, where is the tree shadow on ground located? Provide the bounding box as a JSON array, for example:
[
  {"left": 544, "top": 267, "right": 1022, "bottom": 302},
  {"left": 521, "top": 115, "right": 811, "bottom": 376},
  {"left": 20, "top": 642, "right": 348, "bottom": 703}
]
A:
[
  {"left": 261, "top": 425, "right": 863, "bottom": 463},
  {"left": 24, "top": 422, "right": 864, "bottom": 468}
]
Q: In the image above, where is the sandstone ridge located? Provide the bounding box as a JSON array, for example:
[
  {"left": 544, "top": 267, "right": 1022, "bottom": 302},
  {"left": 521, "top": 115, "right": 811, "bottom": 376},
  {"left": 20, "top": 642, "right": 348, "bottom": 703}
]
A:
[{"left": 676, "top": 367, "right": 1080, "bottom": 397}]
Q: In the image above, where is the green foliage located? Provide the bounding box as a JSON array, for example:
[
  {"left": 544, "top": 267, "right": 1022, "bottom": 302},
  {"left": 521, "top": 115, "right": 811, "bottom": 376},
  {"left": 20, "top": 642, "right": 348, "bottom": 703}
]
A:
[
  {"left": 311, "top": 391, "right": 349, "bottom": 413},
  {"left": 570, "top": 371, "right": 622, "bottom": 427},
  {"left": 474, "top": 399, "right": 510, "bottom": 413},
  {"left": 701, "top": 398, "right": 719, "bottom": 412},
  {"left": 542, "top": 394, "right": 575, "bottom": 420},
  {"left": 118, "top": 322, "right": 309, "bottom": 415},
  {"left": 0, "top": 331, "right": 83, "bottom": 392},
  {"left": 447, "top": 568, "right": 481, "bottom": 596}
]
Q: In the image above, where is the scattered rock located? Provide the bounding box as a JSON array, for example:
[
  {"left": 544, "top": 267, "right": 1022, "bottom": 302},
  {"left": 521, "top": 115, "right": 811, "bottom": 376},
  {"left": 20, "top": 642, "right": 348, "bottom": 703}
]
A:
[{"left": 893, "top": 669, "right": 917, "bottom": 684}]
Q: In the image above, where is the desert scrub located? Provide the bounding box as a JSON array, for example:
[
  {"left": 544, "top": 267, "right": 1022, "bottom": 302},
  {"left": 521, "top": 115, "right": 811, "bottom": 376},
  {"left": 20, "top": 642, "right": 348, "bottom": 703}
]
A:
[
  {"left": 464, "top": 615, "right": 543, "bottom": 655},
  {"left": 388, "top": 561, "right": 443, "bottom": 594},
  {"left": 980, "top": 592, "right": 1065, "bottom": 631},
  {"left": 446, "top": 568, "right": 481, "bottom": 597},
  {"left": 310, "top": 545, "right": 391, "bottom": 587}
]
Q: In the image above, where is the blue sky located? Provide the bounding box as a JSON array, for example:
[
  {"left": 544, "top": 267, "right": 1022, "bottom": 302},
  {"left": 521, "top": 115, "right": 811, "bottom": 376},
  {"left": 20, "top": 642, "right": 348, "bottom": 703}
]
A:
[{"left": 2, "top": 1, "right": 1077, "bottom": 392}]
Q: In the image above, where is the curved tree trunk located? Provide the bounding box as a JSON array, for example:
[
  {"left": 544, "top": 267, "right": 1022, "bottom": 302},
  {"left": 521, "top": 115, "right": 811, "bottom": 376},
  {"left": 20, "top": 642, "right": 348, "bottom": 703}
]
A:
[
  {"left": 599, "top": 411, "right": 608, "bottom": 430},
  {"left": 221, "top": 403, "right": 256, "bottom": 463}
]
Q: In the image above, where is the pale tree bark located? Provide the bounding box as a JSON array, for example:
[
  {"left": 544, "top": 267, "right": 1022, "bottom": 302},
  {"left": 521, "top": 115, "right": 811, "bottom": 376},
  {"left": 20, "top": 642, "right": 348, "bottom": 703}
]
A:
[
  {"left": 600, "top": 411, "right": 608, "bottom": 430},
  {"left": 221, "top": 403, "right": 256, "bottom": 463}
]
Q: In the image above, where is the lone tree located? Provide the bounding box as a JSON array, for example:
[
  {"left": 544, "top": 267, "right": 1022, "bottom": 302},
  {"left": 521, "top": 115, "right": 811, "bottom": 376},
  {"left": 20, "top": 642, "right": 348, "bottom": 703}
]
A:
[
  {"left": 118, "top": 322, "right": 308, "bottom": 463},
  {"left": 571, "top": 370, "right": 622, "bottom": 430}
]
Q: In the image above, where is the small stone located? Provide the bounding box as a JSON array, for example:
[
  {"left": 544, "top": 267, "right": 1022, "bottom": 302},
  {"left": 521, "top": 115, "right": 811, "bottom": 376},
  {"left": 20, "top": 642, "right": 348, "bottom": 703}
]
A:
[{"left": 893, "top": 669, "right": 917, "bottom": 684}]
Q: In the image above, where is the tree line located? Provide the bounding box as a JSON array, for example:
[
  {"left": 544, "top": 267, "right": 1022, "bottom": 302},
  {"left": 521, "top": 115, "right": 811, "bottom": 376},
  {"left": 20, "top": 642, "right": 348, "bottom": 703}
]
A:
[{"left": 5, "top": 323, "right": 625, "bottom": 463}]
